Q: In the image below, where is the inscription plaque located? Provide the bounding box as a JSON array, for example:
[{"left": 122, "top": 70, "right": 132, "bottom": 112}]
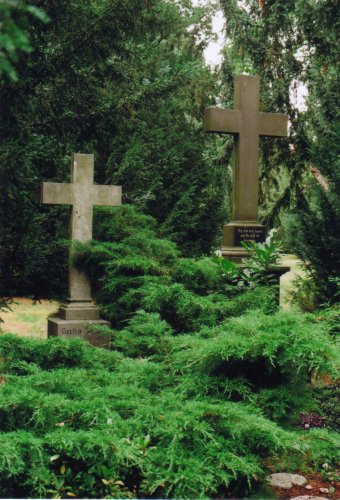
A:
[{"left": 234, "top": 226, "right": 266, "bottom": 246}]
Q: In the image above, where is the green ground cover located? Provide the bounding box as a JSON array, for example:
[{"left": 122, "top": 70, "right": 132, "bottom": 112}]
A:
[{"left": 0, "top": 207, "right": 338, "bottom": 499}]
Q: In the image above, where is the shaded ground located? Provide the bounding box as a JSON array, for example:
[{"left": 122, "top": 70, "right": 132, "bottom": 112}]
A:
[
  {"left": 272, "top": 472, "right": 340, "bottom": 499},
  {"left": 0, "top": 297, "right": 58, "bottom": 338}
]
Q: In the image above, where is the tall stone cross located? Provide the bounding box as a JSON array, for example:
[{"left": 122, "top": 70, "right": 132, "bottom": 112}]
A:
[
  {"left": 204, "top": 75, "right": 288, "bottom": 260},
  {"left": 41, "top": 153, "right": 122, "bottom": 347}
]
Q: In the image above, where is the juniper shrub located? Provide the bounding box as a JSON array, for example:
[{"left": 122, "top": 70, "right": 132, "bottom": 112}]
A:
[{"left": 0, "top": 207, "right": 338, "bottom": 498}]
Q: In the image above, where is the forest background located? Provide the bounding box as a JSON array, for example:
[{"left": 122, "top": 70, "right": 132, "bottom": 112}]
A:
[{"left": 0, "top": 0, "right": 339, "bottom": 305}]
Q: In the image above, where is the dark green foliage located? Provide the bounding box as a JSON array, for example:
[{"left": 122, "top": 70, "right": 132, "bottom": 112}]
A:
[
  {"left": 0, "top": 1, "right": 48, "bottom": 81},
  {"left": 0, "top": 0, "right": 227, "bottom": 297},
  {"left": 283, "top": 126, "right": 340, "bottom": 303}
]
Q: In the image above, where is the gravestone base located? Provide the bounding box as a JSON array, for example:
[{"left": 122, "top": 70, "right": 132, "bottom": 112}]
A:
[
  {"left": 221, "top": 220, "right": 266, "bottom": 262},
  {"left": 48, "top": 318, "right": 111, "bottom": 349},
  {"left": 59, "top": 301, "right": 100, "bottom": 320},
  {"left": 219, "top": 247, "right": 249, "bottom": 262}
]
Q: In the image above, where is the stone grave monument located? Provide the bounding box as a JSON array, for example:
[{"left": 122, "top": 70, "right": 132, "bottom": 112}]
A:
[
  {"left": 204, "top": 74, "right": 288, "bottom": 261},
  {"left": 41, "top": 153, "right": 122, "bottom": 348}
]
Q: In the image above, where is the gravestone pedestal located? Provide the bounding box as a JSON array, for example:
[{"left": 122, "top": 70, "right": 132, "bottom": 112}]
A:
[
  {"left": 48, "top": 317, "right": 111, "bottom": 349},
  {"left": 48, "top": 300, "right": 110, "bottom": 349},
  {"left": 222, "top": 220, "right": 266, "bottom": 262}
]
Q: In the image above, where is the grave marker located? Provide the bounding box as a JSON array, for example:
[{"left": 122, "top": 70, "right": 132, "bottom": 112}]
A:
[
  {"left": 204, "top": 75, "right": 288, "bottom": 260},
  {"left": 42, "top": 153, "right": 122, "bottom": 347}
]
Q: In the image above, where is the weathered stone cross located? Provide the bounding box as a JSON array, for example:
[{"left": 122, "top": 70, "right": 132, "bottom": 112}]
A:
[
  {"left": 204, "top": 75, "right": 288, "bottom": 260},
  {"left": 42, "top": 153, "right": 121, "bottom": 334}
]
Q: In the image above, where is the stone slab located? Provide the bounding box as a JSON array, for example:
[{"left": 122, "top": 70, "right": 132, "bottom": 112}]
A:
[
  {"left": 48, "top": 318, "right": 111, "bottom": 349},
  {"left": 219, "top": 247, "right": 249, "bottom": 263},
  {"left": 268, "top": 473, "right": 307, "bottom": 489},
  {"left": 59, "top": 304, "right": 100, "bottom": 320}
]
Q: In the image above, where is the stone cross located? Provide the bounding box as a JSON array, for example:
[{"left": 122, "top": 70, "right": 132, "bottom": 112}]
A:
[
  {"left": 42, "top": 153, "right": 121, "bottom": 313},
  {"left": 204, "top": 75, "right": 288, "bottom": 259}
]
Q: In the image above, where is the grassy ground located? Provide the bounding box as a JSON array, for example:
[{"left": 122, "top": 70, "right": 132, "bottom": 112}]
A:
[
  {"left": 0, "top": 297, "right": 59, "bottom": 339},
  {"left": 0, "top": 255, "right": 303, "bottom": 338}
]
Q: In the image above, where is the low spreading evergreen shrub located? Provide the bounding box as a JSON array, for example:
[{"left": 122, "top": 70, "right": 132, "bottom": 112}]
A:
[
  {"left": 0, "top": 207, "right": 338, "bottom": 498},
  {"left": 112, "top": 310, "right": 173, "bottom": 358},
  {"left": 74, "top": 206, "right": 278, "bottom": 331},
  {"left": 0, "top": 306, "right": 338, "bottom": 498}
]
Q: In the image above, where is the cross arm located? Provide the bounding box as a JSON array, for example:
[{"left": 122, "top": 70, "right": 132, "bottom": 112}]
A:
[
  {"left": 204, "top": 108, "right": 241, "bottom": 134},
  {"left": 41, "top": 182, "right": 73, "bottom": 205},
  {"left": 259, "top": 112, "right": 288, "bottom": 137},
  {"left": 92, "top": 185, "right": 122, "bottom": 207}
]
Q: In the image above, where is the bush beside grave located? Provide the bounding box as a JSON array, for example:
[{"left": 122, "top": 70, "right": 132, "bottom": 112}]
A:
[{"left": 0, "top": 207, "right": 338, "bottom": 498}]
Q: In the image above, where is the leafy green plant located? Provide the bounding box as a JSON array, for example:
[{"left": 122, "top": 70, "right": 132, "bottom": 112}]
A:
[
  {"left": 214, "top": 229, "right": 282, "bottom": 288},
  {"left": 241, "top": 229, "right": 281, "bottom": 284},
  {"left": 214, "top": 252, "right": 241, "bottom": 284}
]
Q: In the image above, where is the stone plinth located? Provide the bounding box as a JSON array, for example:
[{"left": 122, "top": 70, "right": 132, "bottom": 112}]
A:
[
  {"left": 267, "top": 265, "right": 291, "bottom": 307},
  {"left": 59, "top": 302, "right": 101, "bottom": 320},
  {"left": 48, "top": 300, "right": 111, "bottom": 349},
  {"left": 48, "top": 317, "right": 111, "bottom": 349},
  {"left": 222, "top": 220, "right": 266, "bottom": 262}
]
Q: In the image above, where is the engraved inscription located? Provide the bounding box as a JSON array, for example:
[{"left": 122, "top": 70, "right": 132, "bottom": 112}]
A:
[
  {"left": 235, "top": 226, "right": 266, "bottom": 246},
  {"left": 61, "top": 327, "right": 84, "bottom": 336}
]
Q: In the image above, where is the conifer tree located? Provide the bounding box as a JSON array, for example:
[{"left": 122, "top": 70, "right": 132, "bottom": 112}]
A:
[{"left": 0, "top": 0, "right": 226, "bottom": 297}]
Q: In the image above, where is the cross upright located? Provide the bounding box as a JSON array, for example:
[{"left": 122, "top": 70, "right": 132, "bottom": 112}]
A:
[
  {"left": 204, "top": 75, "right": 288, "bottom": 259},
  {"left": 42, "top": 153, "right": 122, "bottom": 314}
]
